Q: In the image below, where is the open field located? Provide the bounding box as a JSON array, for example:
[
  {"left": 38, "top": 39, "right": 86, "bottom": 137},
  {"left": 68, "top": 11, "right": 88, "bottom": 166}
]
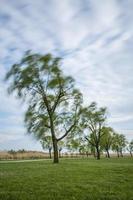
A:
[
  {"left": 0, "top": 157, "right": 133, "bottom": 200},
  {"left": 0, "top": 151, "right": 50, "bottom": 160}
]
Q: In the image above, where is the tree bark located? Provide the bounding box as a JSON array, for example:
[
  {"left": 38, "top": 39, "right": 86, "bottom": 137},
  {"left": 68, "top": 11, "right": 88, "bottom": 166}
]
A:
[
  {"left": 117, "top": 150, "right": 119, "bottom": 158},
  {"left": 52, "top": 138, "right": 59, "bottom": 163},
  {"left": 59, "top": 149, "right": 62, "bottom": 158},
  {"left": 130, "top": 151, "right": 132, "bottom": 157},
  {"left": 96, "top": 147, "right": 100, "bottom": 160},
  {"left": 120, "top": 150, "right": 123, "bottom": 157},
  {"left": 49, "top": 148, "right": 52, "bottom": 159},
  {"left": 50, "top": 115, "right": 59, "bottom": 163},
  {"left": 106, "top": 149, "right": 110, "bottom": 158}
]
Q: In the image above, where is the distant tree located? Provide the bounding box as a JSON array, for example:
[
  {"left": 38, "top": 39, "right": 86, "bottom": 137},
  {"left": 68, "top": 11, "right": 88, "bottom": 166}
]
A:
[
  {"left": 127, "top": 139, "right": 133, "bottom": 157},
  {"left": 8, "top": 149, "right": 16, "bottom": 154},
  {"left": 112, "top": 133, "right": 120, "bottom": 157},
  {"left": 112, "top": 133, "right": 127, "bottom": 157},
  {"left": 5, "top": 51, "right": 82, "bottom": 163},
  {"left": 118, "top": 134, "right": 127, "bottom": 157},
  {"left": 82, "top": 102, "right": 107, "bottom": 160},
  {"left": 58, "top": 140, "right": 65, "bottom": 158},
  {"left": 18, "top": 149, "right": 26, "bottom": 153},
  {"left": 40, "top": 136, "right": 52, "bottom": 159},
  {"left": 66, "top": 138, "right": 80, "bottom": 155},
  {"left": 8, "top": 149, "right": 16, "bottom": 159},
  {"left": 100, "top": 127, "right": 114, "bottom": 158},
  {"left": 78, "top": 138, "right": 91, "bottom": 157}
]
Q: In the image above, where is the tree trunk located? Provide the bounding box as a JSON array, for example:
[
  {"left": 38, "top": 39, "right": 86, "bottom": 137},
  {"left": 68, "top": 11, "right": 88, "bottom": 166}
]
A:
[
  {"left": 130, "top": 151, "right": 132, "bottom": 157},
  {"left": 117, "top": 150, "right": 119, "bottom": 158},
  {"left": 50, "top": 117, "right": 59, "bottom": 163},
  {"left": 52, "top": 138, "right": 59, "bottom": 163},
  {"left": 86, "top": 151, "right": 89, "bottom": 157},
  {"left": 49, "top": 148, "right": 52, "bottom": 159},
  {"left": 96, "top": 147, "right": 100, "bottom": 160},
  {"left": 59, "top": 150, "right": 61, "bottom": 158},
  {"left": 120, "top": 150, "right": 123, "bottom": 157},
  {"left": 106, "top": 149, "right": 110, "bottom": 158}
]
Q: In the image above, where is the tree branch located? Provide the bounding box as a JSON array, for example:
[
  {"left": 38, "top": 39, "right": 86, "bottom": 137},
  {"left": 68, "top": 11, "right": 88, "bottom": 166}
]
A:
[
  {"left": 52, "top": 87, "right": 64, "bottom": 113},
  {"left": 37, "top": 80, "right": 52, "bottom": 116},
  {"left": 57, "top": 120, "right": 77, "bottom": 141},
  {"left": 85, "top": 137, "right": 95, "bottom": 146},
  {"left": 44, "top": 124, "right": 51, "bottom": 129}
]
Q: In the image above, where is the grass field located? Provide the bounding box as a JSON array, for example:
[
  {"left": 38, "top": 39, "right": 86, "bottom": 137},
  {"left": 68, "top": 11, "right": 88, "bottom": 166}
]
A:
[{"left": 0, "top": 157, "right": 133, "bottom": 200}]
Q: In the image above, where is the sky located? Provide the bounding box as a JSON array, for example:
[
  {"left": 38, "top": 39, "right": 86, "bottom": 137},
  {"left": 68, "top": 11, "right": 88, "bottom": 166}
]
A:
[{"left": 0, "top": 0, "right": 133, "bottom": 151}]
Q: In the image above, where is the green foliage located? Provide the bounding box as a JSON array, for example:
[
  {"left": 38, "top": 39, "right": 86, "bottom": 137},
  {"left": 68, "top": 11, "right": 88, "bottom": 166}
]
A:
[
  {"left": 81, "top": 102, "right": 107, "bottom": 159},
  {"left": 129, "top": 140, "right": 133, "bottom": 151},
  {"left": 100, "top": 127, "right": 114, "bottom": 156},
  {"left": 112, "top": 133, "right": 127, "bottom": 157},
  {"left": 127, "top": 140, "right": 133, "bottom": 156},
  {"left": 5, "top": 51, "right": 83, "bottom": 163},
  {"left": 40, "top": 136, "right": 52, "bottom": 150},
  {"left": 66, "top": 138, "right": 81, "bottom": 152}
]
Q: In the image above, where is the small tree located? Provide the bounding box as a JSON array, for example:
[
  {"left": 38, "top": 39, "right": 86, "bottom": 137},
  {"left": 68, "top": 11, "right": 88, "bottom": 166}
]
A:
[
  {"left": 82, "top": 102, "right": 107, "bottom": 160},
  {"left": 40, "top": 136, "right": 52, "bottom": 159},
  {"left": 127, "top": 140, "right": 133, "bottom": 157},
  {"left": 66, "top": 138, "right": 80, "bottom": 156},
  {"left": 79, "top": 138, "right": 91, "bottom": 157},
  {"left": 119, "top": 134, "right": 127, "bottom": 157},
  {"left": 58, "top": 140, "right": 64, "bottom": 158},
  {"left": 112, "top": 133, "right": 127, "bottom": 157},
  {"left": 101, "top": 127, "right": 114, "bottom": 158},
  {"left": 112, "top": 133, "right": 120, "bottom": 157},
  {"left": 5, "top": 51, "right": 82, "bottom": 163}
]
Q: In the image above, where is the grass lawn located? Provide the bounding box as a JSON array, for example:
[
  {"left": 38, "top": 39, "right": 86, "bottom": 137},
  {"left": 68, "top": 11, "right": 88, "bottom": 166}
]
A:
[{"left": 0, "top": 157, "right": 133, "bottom": 200}]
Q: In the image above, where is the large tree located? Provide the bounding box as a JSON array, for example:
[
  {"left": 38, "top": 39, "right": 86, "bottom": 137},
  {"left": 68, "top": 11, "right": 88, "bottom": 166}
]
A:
[
  {"left": 5, "top": 51, "right": 82, "bottom": 163},
  {"left": 82, "top": 102, "right": 107, "bottom": 160}
]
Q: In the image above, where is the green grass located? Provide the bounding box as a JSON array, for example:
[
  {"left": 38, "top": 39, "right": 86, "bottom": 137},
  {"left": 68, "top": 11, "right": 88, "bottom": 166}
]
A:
[{"left": 0, "top": 157, "right": 133, "bottom": 200}]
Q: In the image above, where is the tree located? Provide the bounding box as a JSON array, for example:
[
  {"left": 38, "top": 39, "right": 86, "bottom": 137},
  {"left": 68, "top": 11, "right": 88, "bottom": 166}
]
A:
[
  {"left": 40, "top": 136, "right": 52, "bottom": 159},
  {"left": 118, "top": 134, "right": 127, "bottom": 157},
  {"left": 66, "top": 138, "right": 80, "bottom": 156},
  {"left": 127, "top": 140, "right": 133, "bottom": 157},
  {"left": 100, "top": 126, "right": 114, "bottom": 158},
  {"left": 112, "top": 133, "right": 127, "bottom": 157},
  {"left": 82, "top": 102, "right": 107, "bottom": 160},
  {"left": 112, "top": 133, "right": 120, "bottom": 157},
  {"left": 5, "top": 51, "right": 82, "bottom": 163},
  {"left": 58, "top": 140, "right": 65, "bottom": 158},
  {"left": 78, "top": 138, "right": 92, "bottom": 157}
]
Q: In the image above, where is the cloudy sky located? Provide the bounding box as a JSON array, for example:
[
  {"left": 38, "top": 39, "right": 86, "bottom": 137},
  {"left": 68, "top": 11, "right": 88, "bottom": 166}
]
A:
[{"left": 0, "top": 0, "right": 133, "bottom": 151}]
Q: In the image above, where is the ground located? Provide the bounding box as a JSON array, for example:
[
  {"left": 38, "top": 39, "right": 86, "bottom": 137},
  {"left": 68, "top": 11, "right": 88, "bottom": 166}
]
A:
[{"left": 0, "top": 157, "right": 133, "bottom": 200}]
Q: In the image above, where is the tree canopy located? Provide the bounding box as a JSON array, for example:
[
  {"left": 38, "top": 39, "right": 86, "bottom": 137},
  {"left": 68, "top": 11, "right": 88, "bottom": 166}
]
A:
[
  {"left": 81, "top": 102, "right": 107, "bottom": 159},
  {"left": 5, "top": 51, "right": 82, "bottom": 163}
]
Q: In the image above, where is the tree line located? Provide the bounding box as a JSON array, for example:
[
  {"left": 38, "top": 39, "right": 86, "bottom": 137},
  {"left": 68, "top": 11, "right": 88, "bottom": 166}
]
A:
[
  {"left": 40, "top": 120, "right": 133, "bottom": 160},
  {"left": 5, "top": 52, "right": 133, "bottom": 163}
]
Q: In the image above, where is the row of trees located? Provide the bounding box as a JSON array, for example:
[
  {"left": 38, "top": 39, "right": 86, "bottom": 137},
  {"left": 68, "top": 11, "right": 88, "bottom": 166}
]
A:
[
  {"left": 40, "top": 129, "right": 133, "bottom": 159},
  {"left": 5, "top": 52, "right": 133, "bottom": 163}
]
